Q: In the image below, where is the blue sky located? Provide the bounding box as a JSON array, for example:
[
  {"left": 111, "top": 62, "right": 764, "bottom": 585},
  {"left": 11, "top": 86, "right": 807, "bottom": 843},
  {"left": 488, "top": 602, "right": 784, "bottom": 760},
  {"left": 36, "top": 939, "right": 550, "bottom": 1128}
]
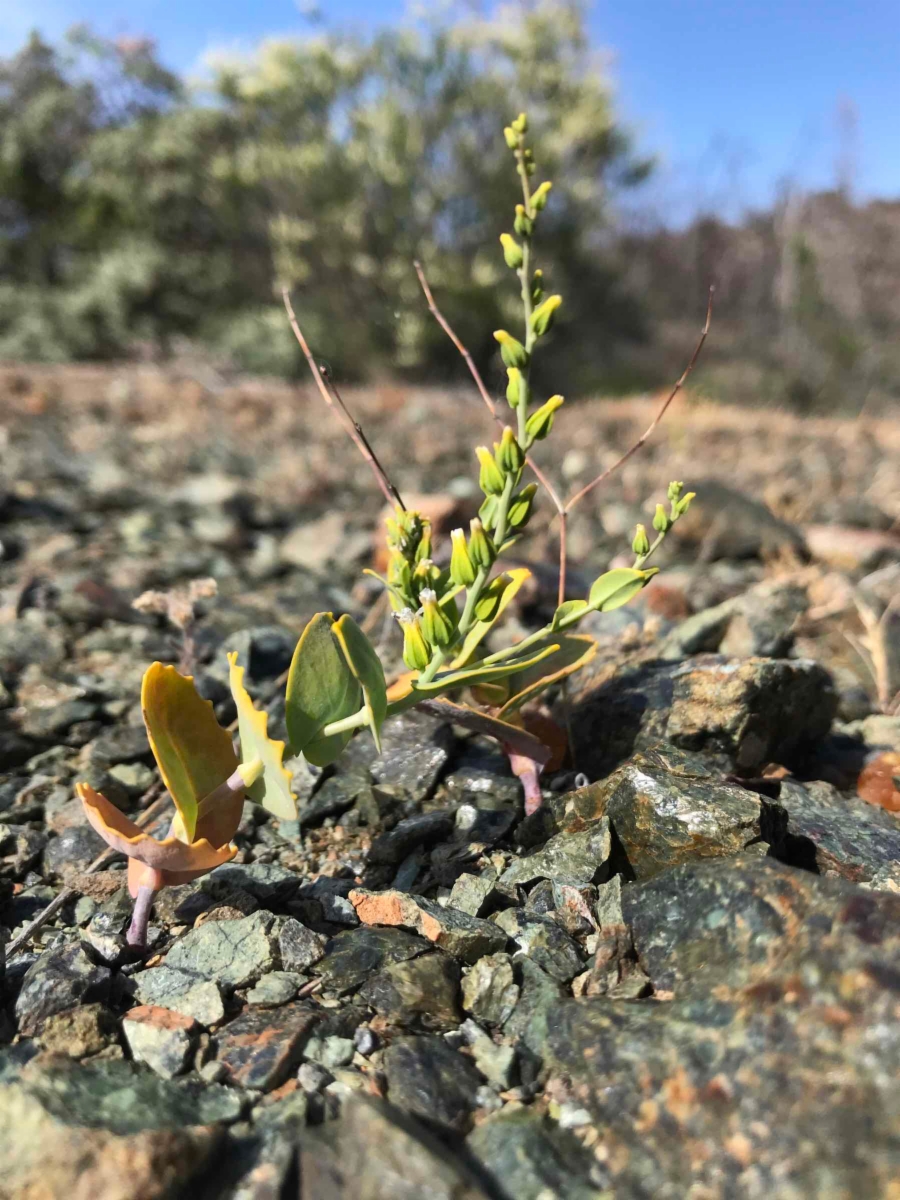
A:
[{"left": 3, "top": 0, "right": 898, "bottom": 222}]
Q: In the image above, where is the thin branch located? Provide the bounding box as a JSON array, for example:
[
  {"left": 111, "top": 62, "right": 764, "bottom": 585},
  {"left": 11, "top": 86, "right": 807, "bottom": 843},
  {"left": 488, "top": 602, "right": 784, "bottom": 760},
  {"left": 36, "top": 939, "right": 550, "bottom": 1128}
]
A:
[
  {"left": 413, "top": 261, "right": 565, "bottom": 517},
  {"left": 564, "top": 286, "right": 714, "bottom": 515},
  {"left": 282, "top": 287, "right": 405, "bottom": 511},
  {"left": 6, "top": 782, "right": 169, "bottom": 957}
]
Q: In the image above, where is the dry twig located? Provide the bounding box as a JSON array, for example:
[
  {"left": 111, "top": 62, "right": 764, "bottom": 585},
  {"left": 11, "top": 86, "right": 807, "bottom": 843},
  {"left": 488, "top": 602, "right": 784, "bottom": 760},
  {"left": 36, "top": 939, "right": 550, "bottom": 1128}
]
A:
[{"left": 282, "top": 287, "right": 405, "bottom": 511}]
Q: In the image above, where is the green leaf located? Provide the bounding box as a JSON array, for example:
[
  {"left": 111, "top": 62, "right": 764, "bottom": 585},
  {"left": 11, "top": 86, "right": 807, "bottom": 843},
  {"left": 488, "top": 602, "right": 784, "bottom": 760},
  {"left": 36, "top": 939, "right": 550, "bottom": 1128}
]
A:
[
  {"left": 227, "top": 653, "right": 297, "bottom": 820},
  {"left": 333, "top": 614, "right": 388, "bottom": 753},
  {"left": 285, "top": 613, "right": 361, "bottom": 767},
  {"left": 550, "top": 599, "right": 588, "bottom": 630},
  {"left": 411, "top": 642, "right": 560, "bottom": 695},
  {"left": 588, "top": 567, "right": 657, "bottom": 612},
  {"left": 498, "top": 633, "right": 597, "bottom": 717},
  {"left": 452, "top": 568, "right": 532, "bottom": 669},
  {"left": 141, "top": 662, "right": 238, "bottom": 843}
]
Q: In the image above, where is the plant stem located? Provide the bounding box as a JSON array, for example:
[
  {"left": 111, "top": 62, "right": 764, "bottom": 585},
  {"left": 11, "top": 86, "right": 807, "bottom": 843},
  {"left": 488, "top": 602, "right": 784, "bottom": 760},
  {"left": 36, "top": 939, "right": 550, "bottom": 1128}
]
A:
[{"left": 126, "top": 885, "right": 156, "bottom": 950}]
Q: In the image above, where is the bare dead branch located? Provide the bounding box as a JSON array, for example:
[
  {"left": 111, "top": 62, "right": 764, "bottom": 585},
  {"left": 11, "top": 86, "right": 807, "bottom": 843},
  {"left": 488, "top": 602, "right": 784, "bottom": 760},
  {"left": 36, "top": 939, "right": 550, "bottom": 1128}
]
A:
[
  {"left": 282, "top": 287, "right": 405, "bottom": 511},
  {"left": 564, "top": 286, "right": 714, "bottom": 516}
]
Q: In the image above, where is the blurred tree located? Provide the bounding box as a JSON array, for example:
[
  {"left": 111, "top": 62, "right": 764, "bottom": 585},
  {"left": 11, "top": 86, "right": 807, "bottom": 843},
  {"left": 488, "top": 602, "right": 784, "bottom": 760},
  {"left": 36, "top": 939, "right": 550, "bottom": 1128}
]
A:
[{"left": 0, "top": 2, "right": 649, "bottom": 384}]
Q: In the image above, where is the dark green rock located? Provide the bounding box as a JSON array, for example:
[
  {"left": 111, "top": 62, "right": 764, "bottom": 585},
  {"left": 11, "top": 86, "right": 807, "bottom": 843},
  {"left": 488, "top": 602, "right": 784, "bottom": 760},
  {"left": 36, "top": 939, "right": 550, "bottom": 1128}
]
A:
[
  {"left": 164, "top": 910, "right": 277, "bottom": 989},
  {"left": 383, "top": 1035, "right": 483, "bottom": 1134},
  {"left": 568, "top": 656, "right": 837, "bottom": 777},
  {"left": 767, "top": 778, "right": 900, "bottom": 885},
  {"left": 467, "top": 1108, "right": 601, "bottom": 1200},
  {"left": 43, "top": 824, "right": 105, "bottom": 876},
  {"left": 502, "top": 958, "right": 566, "bottom": 1059},
  {"left": 461, "top": 953, "right": 519, "bottom": 1027},
  {"left": 367, "top": 810, "right": 455, "bottom": 865},
  {"left": 493, "top": 909, "right": 583, "bottom": 982},
  {"left": 15, "top": 942, "right": 112, "bottom": 1036},
  {"left": 500, "top": 820, "right": 612, "bottom": 889},
  {"left": 347, "top": 710, "right": 454, "bottom": 803},
  {"left": 359, "top": 951, "right": 462, "bottom": 1030},
  {"left": 278, "top": 916, "right": 327, "bottom": 972},
  {"left": 297, "top": 1094, "right": 489, "bottom": 1199},
  {"left": 315, "top": 927, "right": 432, "bottom": 994},
  {"left": 133, "top": 966, "right": 226, "bottom": 1026},
  {"left": 547, "top": 858, "right": 900, "bottom": 1198},
  {"left": 567, "top": 748, "right": 763, "bottom": 879}
]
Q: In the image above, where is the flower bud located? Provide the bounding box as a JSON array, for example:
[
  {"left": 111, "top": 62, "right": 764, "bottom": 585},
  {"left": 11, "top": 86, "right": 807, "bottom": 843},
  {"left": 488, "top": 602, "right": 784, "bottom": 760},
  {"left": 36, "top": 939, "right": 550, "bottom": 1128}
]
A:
[
  {"left": 507, "top": 483, "right": 538, "bottom": 529},
  {"left": 667, "top": 480, "right": 684, "bottom": 503},
  {"left": 524, "top": 393, "right": 563, "bottom": 442},
  {"left": 396, "top": 609, "right": 429, "bottom": 671},
  {"left": 493, "top": 330, "right": 529, "bottom": 370},
  {"left": 420, "top": 589, "right": 454, "bottom": 648},
  {"left": 523, "top": 149, "right": 536, "bottom": 175},
  {"left": 531, "top": 181, "right": 552, "bottom": 211},
  {"left": 449, "top": 528, "right": 476, "bottom": 587},
  {"left": 531, "top": 294, "right": 562, "bottom": 337},
  {"left": 511, "top": 112, "right": 528, "bottom": 133},
  {"left": 503, "top": 125, "right": 518, "bottom": 150},
  {"left": 652, "top": 504, "right": 670, "bottom": 533},
  {"left": 506, "top": 367, "right": 523, "bottom": 409},
  {"left": 476, "top": 445, "right": 506, "bottom": 496},
  {"left": 479, "top": 494, "right": 499, "bottom": 531},
  {"left": 632, "top": 524, "right": 650, "bottom": 556},
  {"left": 673, "top": 491, "right": 696, "bottom": 517},
  {"left": 499, "top": 233, "right": 524, "bottom": 270},
  {"left": 495, "top": 427, "right": 524, "bottom": 473},
  {"left": 531, "top": 269, "right": 544, "bottom": 303},
  {"left": 468, "top": 518, "right": 494, "bottom": 569},
  {"left": 413, "top": 558, "right": 441, "bottom": 591},
  {"left": 514, "top": 204, "right": 533, "bottom": 237}
]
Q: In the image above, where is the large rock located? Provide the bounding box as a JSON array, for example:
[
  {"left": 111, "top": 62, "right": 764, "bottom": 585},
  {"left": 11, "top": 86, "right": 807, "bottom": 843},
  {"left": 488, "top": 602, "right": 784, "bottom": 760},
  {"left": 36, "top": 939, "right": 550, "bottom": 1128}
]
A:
[
  {"left": 298, "top": 1094, "right": 489, "bottom": 1200},
  {"left": 568, "top": 655, "right": 837, "bottom": 777},
  {"left": 555, "top": 746, "right": 764, "bottom": 879},
  {"left": 467, "top": 1108, "right": 601, "bottom": 1200},
  {"left": 0, "top": 1057, "right": 240, "bottom": 1200},
  {"left": 545, "top": 858, "right": 900, "bottom": 1196},
  {"left": 215, "top": 1002, "right": 318, "bottom": 1091},
  {"left": 350, "top": 889, "right": 507, "bottom": 963}
]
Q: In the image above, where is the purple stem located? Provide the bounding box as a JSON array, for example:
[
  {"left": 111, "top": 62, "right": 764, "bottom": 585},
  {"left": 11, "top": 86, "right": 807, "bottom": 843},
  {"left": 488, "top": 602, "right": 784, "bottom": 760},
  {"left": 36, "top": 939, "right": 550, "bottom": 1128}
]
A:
[{"left": 126, "top": 884, "right": 156, "bottom": 950}]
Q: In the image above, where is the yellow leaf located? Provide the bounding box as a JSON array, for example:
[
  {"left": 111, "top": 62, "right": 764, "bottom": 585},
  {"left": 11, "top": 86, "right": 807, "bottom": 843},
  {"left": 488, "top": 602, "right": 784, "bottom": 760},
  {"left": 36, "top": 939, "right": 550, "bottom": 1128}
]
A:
[
  {"left": 141, "top": 663, "right": 238, "bottom": 842},
  {"left": 228, "top": 653, "right": 297, "bottom": 821}
]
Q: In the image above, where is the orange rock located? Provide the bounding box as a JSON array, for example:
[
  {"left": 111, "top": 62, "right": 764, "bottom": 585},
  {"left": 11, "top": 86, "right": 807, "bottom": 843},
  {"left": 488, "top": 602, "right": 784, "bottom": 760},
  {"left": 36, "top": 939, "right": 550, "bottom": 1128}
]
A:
[{"left": 857, "top": 752, "right": 900, "bottom": 813}]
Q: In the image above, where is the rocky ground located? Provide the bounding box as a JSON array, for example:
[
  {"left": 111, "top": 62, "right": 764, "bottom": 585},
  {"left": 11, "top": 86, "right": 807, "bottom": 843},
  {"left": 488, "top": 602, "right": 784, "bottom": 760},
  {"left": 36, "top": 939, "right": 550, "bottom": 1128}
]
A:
[{"left": 1, "top": 362, "right": 899, "bottom": 1199}]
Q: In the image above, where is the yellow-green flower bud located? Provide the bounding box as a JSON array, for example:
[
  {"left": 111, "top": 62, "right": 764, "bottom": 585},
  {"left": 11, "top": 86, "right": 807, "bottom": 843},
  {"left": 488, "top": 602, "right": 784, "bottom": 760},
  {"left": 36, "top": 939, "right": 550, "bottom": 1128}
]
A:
[
  {"left": 667, "top": 481, "right": 684, "bottom": 503},
  {"left": 531, "top": 294, "right": 562, "bottom": 337},
  {"left": 511, "top": 112, "right": 528, "bottom": 133},
  {"left": 673, "top": 491, "right": 696, "bottom": 517},
  {"left": 499, "top": 233, "right": 524, "bottom": 270},
  {"left": 449, "top": 528, "right": 476, "bottom": 588},
  {"left": 523, "top": 149, "right": 536, "bottom": 176},
  {"left": 468, "top": 518, "right": 494, "bottom": 569},
  {"left": 396, "top": 609, "right": 429, "bottom": 671},
  {"left": 413, "top": 558, "right": 441, "bottom": 590},
  {"left": 507, "top": 483, "right": 538, "bottom": 529},
  {"left": 532, "top": 269, "right": 544, "bottom": 303},
  {"left": 506, "top": 367, "right": 523, "bottom": 409},
  {"left": 652, "top": 504, "right": 670, "bottom": 533},
  {"left": 476, "top": 446, "right": 505, "bottom": 496},
  {"left": 495, "top": 427, "right": 524, "bottom": 474},
  {"left": 493, "top": 330, "right": 529, "bottom": 370},
  {"left": 524, "top": 393, "right": 563, "bottom": 442},
  {"left": 531, "top": 181, "right": 552, "bottom": 211},
  {"left": 479, "top": 494, "right": 499, "bottom": 531},
  {"left": 632, "top": 524, "right": 650, "bottom": 556},
  {"left": 420, "top": 589, "right": 454, "bottom": 648},
  {"left": 514, "top": 204, "right": 533, "bottom": 237},
  {"left": 503, "top": 125, "right": 518, "bottom": 150}
]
